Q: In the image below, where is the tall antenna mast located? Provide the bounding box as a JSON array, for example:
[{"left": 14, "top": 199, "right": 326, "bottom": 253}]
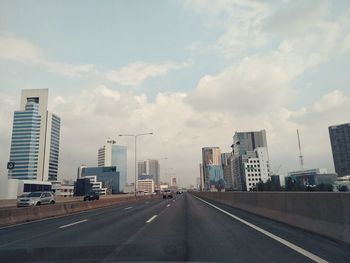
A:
[{"left": 297, "top": 129, "right": 304, "bottom": 170}]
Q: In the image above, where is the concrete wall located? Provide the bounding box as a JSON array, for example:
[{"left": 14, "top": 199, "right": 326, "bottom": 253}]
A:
[
  {"left": 0, "top": 194, "right": 159, "bottom": 227},
  {"left": 194, "top": 192, "right": 350, "bottom": 244}
]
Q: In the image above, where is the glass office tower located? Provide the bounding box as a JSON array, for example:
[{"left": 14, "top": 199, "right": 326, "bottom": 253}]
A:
[
  {"left": 329, "top": 123, "right": 350, "bottom": 176},
  {"left": 8, "top": 89, "right": 61, "bottom": 181}
]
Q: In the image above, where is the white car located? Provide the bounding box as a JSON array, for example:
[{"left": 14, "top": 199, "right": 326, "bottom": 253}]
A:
[{"left": 17, "top": 191, "right": 55, "bottom": 207}]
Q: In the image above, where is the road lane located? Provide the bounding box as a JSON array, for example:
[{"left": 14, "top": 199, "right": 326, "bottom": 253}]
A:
[
  {"left": 0, "top": 197, "right": 162, "bottom": 247},
  {"left": 0, "top": 193, "right": 348, "bottom": 263},
  {"left": 193, "top": 195, "right": 328, "bottom": 263}
]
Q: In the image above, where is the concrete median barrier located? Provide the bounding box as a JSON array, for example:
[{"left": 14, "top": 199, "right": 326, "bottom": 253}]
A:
[
  {"left": 193, "top": 192, "right": 350, "bottom": 244},
  {"left": 0, "top": 194, "right": 159, "bottom": 227}
]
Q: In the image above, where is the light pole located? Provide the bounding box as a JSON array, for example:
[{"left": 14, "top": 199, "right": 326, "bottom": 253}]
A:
[{"left": 119, "top": 132, "right": 153, "bottom": 196}]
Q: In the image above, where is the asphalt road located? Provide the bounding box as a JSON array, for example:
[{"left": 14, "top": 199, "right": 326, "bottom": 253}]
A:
[{"left": 0, "top": 193, "right": 349, "bottom": 262}]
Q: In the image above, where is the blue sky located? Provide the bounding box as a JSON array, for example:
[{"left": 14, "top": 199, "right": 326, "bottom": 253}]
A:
[{"left": 1, "top": 0, "right": 350, "bottom": 186}]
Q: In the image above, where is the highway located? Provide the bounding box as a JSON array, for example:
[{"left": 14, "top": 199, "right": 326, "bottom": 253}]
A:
[{"left": 0, "top": 193, "right": 349, "bottom": 262}]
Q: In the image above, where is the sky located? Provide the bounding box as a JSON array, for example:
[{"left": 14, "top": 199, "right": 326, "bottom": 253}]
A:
[{"left": 0, "top": 0, "right": 350, "bottom": 187}]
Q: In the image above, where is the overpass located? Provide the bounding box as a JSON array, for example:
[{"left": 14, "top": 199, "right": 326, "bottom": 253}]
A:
[{"left": 0, "top": 192, "right": 349, "bottom": 262}]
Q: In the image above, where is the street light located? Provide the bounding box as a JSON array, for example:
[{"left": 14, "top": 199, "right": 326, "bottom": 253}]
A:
[{"left": 118, "top": 132, "right": 153, "bottom": 196}]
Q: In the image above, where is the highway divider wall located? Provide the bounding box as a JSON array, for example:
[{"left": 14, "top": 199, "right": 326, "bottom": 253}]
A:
[
  {"left": 0, "top": 195, "right": 159, "bottom": 227},
  {"left": 193, "top": 192, "right": 350, "bottom": 244}
]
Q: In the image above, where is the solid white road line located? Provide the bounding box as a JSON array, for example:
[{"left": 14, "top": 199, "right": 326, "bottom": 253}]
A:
[
  {"left": 146, "top": 215, "right": 157, "bottom": 223},
  {"left": 59, "top": 219, "right": 88, "bottom": 229},
  {"left": 194, "top": 196, "right": 329, "bottom": 263},
  {"left": 166, "top": 204, "right": 171, "bottom": 207},
  {"left": 124, "top": 206, "right": 133, "bottom": 210}
]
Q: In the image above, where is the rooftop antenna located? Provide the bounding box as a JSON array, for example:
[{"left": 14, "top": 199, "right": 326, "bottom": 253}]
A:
[{"left": 296, "top": 129, "right": 304, "bottom": 170}]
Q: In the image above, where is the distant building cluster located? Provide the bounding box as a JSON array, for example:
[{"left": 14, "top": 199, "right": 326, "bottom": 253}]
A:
[
  {"left": 200, "top": 130, "right": 271, "bottom": 192},
  {"left": 0, "top": 89, "right": 130, "bottom": 199},
  {"left": 138, "top": 159, "right": 160, "bottom": 186},
  {"left": 200, "top": 125, "right": 350, "bottom": 192}
]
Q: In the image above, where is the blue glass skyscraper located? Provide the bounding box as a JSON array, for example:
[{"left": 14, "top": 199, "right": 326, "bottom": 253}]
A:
[
  {"left": 98, "top": 140, "right": 127, "bottom": 192},
  {"left": 8, "top": 89, "right": 61, "bottom": 181}
]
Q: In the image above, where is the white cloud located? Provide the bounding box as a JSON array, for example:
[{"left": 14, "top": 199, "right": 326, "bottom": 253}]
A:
[
  {"left": 0, "top": 34, "right": 93, "bottom": 77},
  {"left": 106, "top": 60, "right": 191, "bottom": 86},
  {"left": 0, "top": 84, "right": 349, "bottom": 186},
  {"left": 184, "top": 0, "right": 350, "bottom": 59}
]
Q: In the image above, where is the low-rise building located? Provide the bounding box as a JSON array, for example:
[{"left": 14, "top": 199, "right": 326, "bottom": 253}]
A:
[
  {"left": 137, "top": 179, "right": 154, "bottom": 193},
  {"left": 77, "top": 165, "right": 120, "bottom": 195},
  {"left": 285, "top": 168, "right": 337, "bottom": 188},
  {"left": 51, "top": 180, "right": 74, "bottom": 197},
  {"left": 335, "top": 175, "right": 350, "bottom": 191}
]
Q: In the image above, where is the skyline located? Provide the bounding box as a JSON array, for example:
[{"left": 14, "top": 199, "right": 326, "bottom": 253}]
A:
[{"left": 1, "top": 1, "right": 350, "bottom": 186}]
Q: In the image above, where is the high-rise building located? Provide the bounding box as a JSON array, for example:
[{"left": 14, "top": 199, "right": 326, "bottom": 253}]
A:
[
  {"left": 8, "top": 89, "right": 61, "bottom": 181},
  {"left": 221, "top": 153, "right": 233, "bottom": 190},
  {"left": 201, "top": 147, "right": 224, "bottom": 191},
  {"left": 199, "top": 164, "right": 204, "bottom": 191},
  {"left": 98, "top": 139, "right": 127, "bottom": 192},
  {"left": 137, "top": 159, "right": 160, "bottom": 185},
  {"left": 202, "top": 147, "right": 221, "bottom": 166},
  {"left": 148, "top": 159, "right": 160, "bottom": 185},
  {"left": 171, "top": 177, "right": 177, "bottom": 186},
  {"left": 231, "top": 130, "right": 270, "bottom": 191},
  {"left": 232, "top": 130, "right": 267, "bottom": 157},
  {"left": 329, "top": 123, "right": 350, "bottom": 176},
  {"left": 138, "top": 160, "right": 147, "bottom": 178},
  {"left": 242, "top": 147, "right": 270, "bottom": 191}
]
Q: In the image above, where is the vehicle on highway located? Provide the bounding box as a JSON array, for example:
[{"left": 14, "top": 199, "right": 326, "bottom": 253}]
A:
[
  {"left": 17, "top": 191, "right": 55, "bottom": 207},
  {"left": 83, "top": 191, "right": 100, "bottom": 201},
  {"left": 162, "top": 189, "right": 173, "bottom": 199}
]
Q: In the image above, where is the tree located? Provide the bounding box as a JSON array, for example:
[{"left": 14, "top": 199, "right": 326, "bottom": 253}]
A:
[
  {"left": 256, "top": 179, "right": 282, "bottom": 191},
  {"left": 338, "top": 185, "right": 349, "bottom": 192},
  {"left": 316, "top": 183, "right": 333, "bottom": 192},
  {"left": 285, "top": 178, "right": 305, "bottom": 191}
]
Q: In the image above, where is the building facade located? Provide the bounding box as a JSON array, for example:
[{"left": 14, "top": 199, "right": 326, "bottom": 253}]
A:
[
  {"left": 77, "top": 165, "right": 120, "bottom": 194},
  {"left": 329, "top": 123, "right": 350, "bottom": 176},
  {"left": 201, "top": 147, "right": 224, "bottom": 191},
  {"left": 8, "top": 89, "right": 61, "bottom": 181},
  {"left": 231, "top": 130, "right": 270, "bottom": 191},
  {"left": 98, "top": 139, "right": 127, "bottom": 192},
  {"left": 138, "top": 159, "right": 160, "bottom": 185},
  {"left": 137, "top": 179, "right": 155, "bottom": 193},
  {"left": 286, "top": 168, "right": 337, "bottom": 187},
  {"left": 243, "top": 148, "right": 270, "bottom": 191},
  {"left": 232, "top": 130, "right": 267, "bottom": 157},
  {"left": 51, "top": 180, "right": 74, "bottom": 197},
  {"left": 221, "top": 153, "right": 233, "bottom": 190}
]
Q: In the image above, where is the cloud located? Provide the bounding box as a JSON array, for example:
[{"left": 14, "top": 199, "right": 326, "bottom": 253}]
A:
[
  {"left": 106, "top": 60, "right": 191, "bottom": 86},
  {"left": 184, "top": 0, "right": 350, "bottom": 59},
  {"left": 0, "top": 84, "right": 349, "bottom": 186},
  {"left": 186, "top": 57, "right": 294, "bottom": 114},
  {"left": 0, "top": 34, "right": 93, "bottom": 77},
  {"left": 183, "top": 0, "right": 271, "bottom": 57}
]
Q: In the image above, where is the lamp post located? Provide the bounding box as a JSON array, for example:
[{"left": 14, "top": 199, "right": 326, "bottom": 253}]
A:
[{"left": 118, "top": 132, "right": 153, "bottom": 197}]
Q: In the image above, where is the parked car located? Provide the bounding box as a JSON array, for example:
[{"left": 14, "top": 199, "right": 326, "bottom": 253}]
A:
[
  {"left": 162, "top": 189, "right": 173, "bottom": 199},
  {"left": 17, "top": 191, "right": 55, "bottom": 207},
  {"left": 84, "top": 191, "right": 100, "bottom": 201}
]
